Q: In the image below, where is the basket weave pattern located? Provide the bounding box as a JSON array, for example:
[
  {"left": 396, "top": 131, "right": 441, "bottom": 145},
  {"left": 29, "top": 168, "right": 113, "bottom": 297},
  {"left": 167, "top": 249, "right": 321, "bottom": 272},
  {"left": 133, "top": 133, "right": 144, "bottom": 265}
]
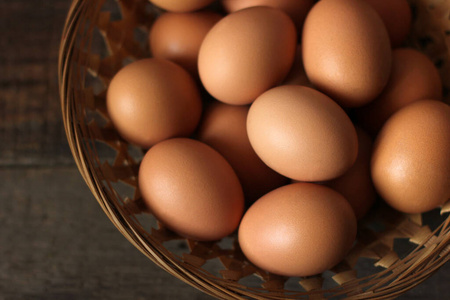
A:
[{"left": 59, "top": 0, "right": 450, "bottom": 298}]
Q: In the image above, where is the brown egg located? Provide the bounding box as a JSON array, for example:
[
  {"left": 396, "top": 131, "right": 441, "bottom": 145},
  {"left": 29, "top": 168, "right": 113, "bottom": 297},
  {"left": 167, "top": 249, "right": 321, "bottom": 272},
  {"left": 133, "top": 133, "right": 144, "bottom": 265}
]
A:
[
  {"left": 197, "top": 102, "right": 287, "bottom": 204},
  {"left": 302, "top": 0, "right": 392, "bottom": 107},
  {"left": 238, "top": 183, "right": 357, "bottom": 277},
  {"left": 148, "top": 0, "right": 216, "bottom": 12},
  {"left": 198, "top": 6, "right": 297, "bottom": 105},
  {"left": 139, "top": 138, "right": 244, "bottom": 241},
  {"left": 371, "top": 100, "right": 450, "bottom": 214},
  {"left": 282, "top": 45, "right": 311, "bottom": 86},
  {"left": 364, "top": 0, "right": 412, "bottom": 47},
  {"left": 247, "top": 85, "right": 358, "bottom": 182},
  {"left": 326, "top": 127, "right": 376, "bottom": 219},
  {"left": 221, "top": 0, "right": 315, "bottom": 32},
  {"left": 106, "top": 58, "right": 202, "bottom": 148},
  {"left": 149, "top": 12, "right": 222, "bottom": 77},
  {"left": 356, "top": 48, "right": 443, "bottom": 135}
]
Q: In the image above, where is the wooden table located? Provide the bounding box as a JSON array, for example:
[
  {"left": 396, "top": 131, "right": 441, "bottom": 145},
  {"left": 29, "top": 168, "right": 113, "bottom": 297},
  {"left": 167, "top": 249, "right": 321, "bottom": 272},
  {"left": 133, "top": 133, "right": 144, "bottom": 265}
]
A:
[{"left": 0, "top": 1, "right": 448, "bottom": 299}]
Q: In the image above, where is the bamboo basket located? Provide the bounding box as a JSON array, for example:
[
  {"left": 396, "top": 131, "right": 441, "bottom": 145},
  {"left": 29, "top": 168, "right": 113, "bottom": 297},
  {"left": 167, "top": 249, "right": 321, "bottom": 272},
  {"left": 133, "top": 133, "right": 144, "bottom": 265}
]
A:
[{"left": 58, "top": 0, "right": 450, "bottom": 298}]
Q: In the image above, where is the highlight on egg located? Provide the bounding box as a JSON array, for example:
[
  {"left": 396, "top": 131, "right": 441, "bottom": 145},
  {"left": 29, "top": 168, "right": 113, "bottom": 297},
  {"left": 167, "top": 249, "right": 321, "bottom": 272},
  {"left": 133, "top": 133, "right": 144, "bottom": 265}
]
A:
[
  {"left": 198, "top": 6, "right": 297, "bottom": 105},
  {"left": 247, "top": 85, "right": 358, "bottom": 182},
  {"left": 139, "top": 138, "right": 245, "bottom": 241},
  {"left": 302, "top": 0, "right": 392, "bottom": 107},
  {"left": 106, "top": 58, "right": 202, "bottom": 148},
  {"left": 371, "top": 100, "right": 450, "bottom": 214},
  {"left": 238, "top": 183, "right": 357, "bottom": 277}
]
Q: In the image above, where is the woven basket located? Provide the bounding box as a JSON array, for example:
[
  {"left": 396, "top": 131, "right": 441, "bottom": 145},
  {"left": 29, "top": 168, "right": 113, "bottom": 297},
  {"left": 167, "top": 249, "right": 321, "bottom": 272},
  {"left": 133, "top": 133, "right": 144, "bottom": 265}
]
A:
[{"left": 58, "top": 0, "right": 450, "bottom": 298}]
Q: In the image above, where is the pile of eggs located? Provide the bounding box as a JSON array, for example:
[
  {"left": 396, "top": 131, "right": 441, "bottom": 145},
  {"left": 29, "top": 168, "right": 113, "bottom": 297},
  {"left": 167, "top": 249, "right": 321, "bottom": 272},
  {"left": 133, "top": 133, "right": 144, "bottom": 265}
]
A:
[{"left": 106, "top": 0, "right": 450, "bottom": 277}]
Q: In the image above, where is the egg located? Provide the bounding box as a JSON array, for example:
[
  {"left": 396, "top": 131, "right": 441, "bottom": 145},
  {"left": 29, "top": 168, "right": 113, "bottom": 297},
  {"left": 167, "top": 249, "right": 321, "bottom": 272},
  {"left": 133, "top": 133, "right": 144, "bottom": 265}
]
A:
[
  {"left": 221, "top": 0, "right": 315, "bottom": 33},
  {"left": 325, "top": 127, "right": 376, "bottom": 219},
  {"left": 106, "top": 58, "right": 202, "bottom": 148},
  {"left": 149, "top": 12, "right": 222, "bottom": 77},
  {"left": 364, "top": 0, "right": 412, "bottom": 47},
  {"left": 238, "top": 183, "right": 357, "bottom": 277},
  {"left": 198, "top": 6, "right": 297, "bottom": 105},
  {"left": 148, "top": 0, "right": 216, "bottom": 12},
  {"left": 355, "top": 48, "right": 443, "bottom": 135},
  {"left": 139, "top": 138, "right": 244, "bottom": 241},
  {"left": 302, "top": 0, "right": 392, "bottom": 107},
  {"left": 282, "top": 45, "right": 311, "bottom": 86},
  {"left": 371, "top": 100, "right": 450, "bottom": 214},
  {"left": 197, "top": 101, "right": 287, "bottom": 204},
  {"left": 247, "top": 85, "right": 358, "bottom": 182}
]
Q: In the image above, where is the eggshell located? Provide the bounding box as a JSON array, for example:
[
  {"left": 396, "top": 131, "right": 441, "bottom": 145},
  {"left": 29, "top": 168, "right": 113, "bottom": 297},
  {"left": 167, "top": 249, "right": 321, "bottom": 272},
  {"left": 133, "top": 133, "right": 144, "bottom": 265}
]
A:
[
  {"left": 106, "top": 58, "right": 202, "bottom": 148},
  {"left": 197, "top": 102, "right": 287, "bottom": 204},
  {"left": 355, "top": 48, "right": 443, "bottom": 135},
  {"left": 198, "top": 6, "right": 297, "bottom": 105},
  {"left": 149, "top": 12, "right": 222, "bottom": 77},
  {"left": 139, "top": 138, "right": 244, "bottom": 241},
  {"left": 371, "top": 100, "right": 450, "bottom": 214},
  {"left": 302, "top": 0, "right": 392, "bottom": 107},
  {"left": 221, "top": 0, "right": 314, "bottom": 32},
  {"left": 238, "top": 182, "right": 357, "bottom": 277},
  {"left": 282, "top": 45, "right": 311, "bottom": 86},
  {"left": 247, "top": 85, "right": 358, "bottom": 182},
  {"left": 326, "top": 127, "right": 376, "bottom": 219},
  {"left": 148, "top": 0, "right": 216, "bottom": 12},
  {"left": 364, "top": 0, "right": 412, "bottom": 47}
]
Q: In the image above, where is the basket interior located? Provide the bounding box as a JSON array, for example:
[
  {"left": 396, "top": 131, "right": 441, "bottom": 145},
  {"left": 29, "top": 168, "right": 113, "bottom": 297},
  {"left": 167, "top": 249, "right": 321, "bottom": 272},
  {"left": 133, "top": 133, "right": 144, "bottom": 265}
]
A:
[{"left": 59, "top": 0, "right": 450, "bottom": 298}]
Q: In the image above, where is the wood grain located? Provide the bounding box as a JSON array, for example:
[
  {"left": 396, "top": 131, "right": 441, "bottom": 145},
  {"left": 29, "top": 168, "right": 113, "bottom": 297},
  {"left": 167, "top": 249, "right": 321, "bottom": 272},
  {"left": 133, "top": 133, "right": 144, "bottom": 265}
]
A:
[
  {"left": 0, "top": 168, "right": 212, "bottom": 300},
  {"left": 0, "top": 0, "right": 74, "bottom": 166}
]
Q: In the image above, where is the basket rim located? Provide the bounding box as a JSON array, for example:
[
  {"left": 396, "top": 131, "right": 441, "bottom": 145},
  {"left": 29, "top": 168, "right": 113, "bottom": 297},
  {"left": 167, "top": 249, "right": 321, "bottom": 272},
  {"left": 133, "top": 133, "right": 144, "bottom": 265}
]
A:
[
  {"left": 58, "top": 2, "right": 248, "bottom": 299},
  {"left": 57, "top": 0, "right": 450, "bottom": 299}
]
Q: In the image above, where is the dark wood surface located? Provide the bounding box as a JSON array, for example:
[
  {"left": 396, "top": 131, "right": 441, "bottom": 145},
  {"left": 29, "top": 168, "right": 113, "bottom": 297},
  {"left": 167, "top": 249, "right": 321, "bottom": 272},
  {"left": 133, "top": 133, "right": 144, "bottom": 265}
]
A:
[{"left": 0, "top": 1, "right": 448, "bottom": 299}]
